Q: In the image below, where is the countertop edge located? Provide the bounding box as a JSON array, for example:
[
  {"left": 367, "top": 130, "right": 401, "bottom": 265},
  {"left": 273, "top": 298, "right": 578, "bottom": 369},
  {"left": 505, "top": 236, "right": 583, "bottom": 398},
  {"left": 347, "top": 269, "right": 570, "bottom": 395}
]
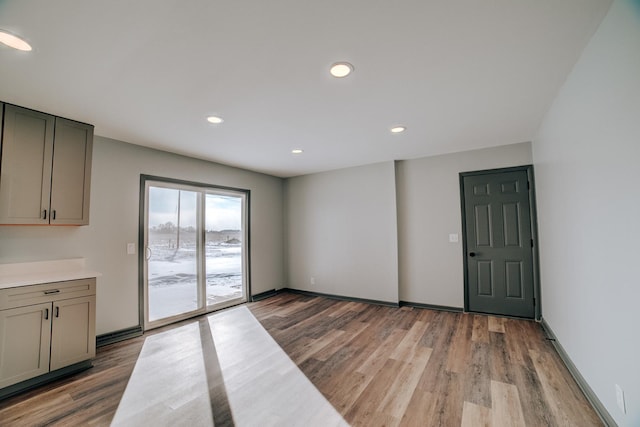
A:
[{"left": 0, "top": 270, "right": 102, "bottom": 290}]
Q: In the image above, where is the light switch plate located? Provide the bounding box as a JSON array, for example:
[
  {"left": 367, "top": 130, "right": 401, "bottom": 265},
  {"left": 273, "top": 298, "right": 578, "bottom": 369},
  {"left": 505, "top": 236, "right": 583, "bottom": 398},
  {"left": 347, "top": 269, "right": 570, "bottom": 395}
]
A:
[
  {"left": 127, "top": 243, "right": 136, "bottom": 255},
  {"left": 449, "top": 233, "right": 459, "bottom": 243}
]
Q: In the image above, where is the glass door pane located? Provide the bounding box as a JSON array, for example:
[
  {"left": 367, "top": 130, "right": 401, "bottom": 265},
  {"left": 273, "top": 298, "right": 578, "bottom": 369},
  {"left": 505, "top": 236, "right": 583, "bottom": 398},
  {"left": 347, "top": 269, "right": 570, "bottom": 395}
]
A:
[
  {"left": 205, "top": 193, "right": 245, "bottom": 307},
  {"left": 147, "top": 186, "right": 200, "bottom": 323}
]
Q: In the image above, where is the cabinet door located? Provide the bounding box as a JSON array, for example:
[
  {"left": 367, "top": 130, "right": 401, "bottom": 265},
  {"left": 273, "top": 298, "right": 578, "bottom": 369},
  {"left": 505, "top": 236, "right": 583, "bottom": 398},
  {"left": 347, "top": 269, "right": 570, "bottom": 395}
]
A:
[
  {"left": 50, "top": 118, "right": 93, "bottom": 225},
  {"left": 0, "top": 303, "right": 52, "bottom": 388},
  {"left": 0, "top": 105, "right": 55, "bottom": 224},
  {"left": 50, "top": 296, "right": 96, "bottom": 371}
]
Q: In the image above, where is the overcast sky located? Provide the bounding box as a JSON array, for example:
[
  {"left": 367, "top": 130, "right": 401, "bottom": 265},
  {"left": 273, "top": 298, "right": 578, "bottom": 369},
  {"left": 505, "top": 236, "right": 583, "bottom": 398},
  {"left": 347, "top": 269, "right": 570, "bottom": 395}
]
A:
[{"left": 148, "top": 187, "right": 242, "bottom": 231}]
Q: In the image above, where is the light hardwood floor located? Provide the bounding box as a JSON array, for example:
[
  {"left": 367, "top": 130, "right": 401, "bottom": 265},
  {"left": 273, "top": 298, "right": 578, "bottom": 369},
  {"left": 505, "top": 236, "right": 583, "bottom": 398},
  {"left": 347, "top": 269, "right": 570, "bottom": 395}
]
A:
[
  {"left": 251, "top": 293, "right": 602, "bottom": 427},
  {"left": 0, "top": 292, "right": 602, "bottom": 426}
]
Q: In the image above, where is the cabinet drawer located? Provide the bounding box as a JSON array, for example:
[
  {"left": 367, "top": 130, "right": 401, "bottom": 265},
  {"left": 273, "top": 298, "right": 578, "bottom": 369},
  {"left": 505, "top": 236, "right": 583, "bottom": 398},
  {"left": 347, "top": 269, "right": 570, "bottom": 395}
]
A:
[{"left": 0, "top": 278, "right": 96, "bottom": 310}]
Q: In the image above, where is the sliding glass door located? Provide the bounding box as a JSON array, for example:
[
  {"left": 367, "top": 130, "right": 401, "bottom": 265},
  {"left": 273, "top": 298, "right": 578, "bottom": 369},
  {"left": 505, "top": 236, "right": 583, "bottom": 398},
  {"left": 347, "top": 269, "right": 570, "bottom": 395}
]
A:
[{"left": 143, "top": 178, "right": 248, "bottom": 329}]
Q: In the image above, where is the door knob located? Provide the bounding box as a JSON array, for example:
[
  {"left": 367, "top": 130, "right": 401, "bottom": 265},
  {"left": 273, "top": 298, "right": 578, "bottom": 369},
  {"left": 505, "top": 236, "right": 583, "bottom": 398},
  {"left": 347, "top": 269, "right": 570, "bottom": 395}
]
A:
[{"left": 469, "top": 252, "right": 477, "bottom": 257}]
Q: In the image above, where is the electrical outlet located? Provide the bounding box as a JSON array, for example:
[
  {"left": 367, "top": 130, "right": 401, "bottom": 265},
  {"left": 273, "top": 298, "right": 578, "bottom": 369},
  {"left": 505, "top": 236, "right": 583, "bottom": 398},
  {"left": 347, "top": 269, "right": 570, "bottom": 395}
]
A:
[
  {"left": 616, "top": 384, "right": 626, "bottom": 414},
  {"left": 127, "top": 243, "right": 136, "bottom": 255},
  {"left": 310, "top": 277, "right": 316, "bottom": 285}
]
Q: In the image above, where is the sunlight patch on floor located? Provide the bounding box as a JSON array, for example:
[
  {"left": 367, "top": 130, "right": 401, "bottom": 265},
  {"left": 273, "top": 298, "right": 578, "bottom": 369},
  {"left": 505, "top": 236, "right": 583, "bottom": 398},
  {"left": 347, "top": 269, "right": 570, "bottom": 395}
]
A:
[{"left": 112, "top": 306, "right": 348, "bottom": 426}]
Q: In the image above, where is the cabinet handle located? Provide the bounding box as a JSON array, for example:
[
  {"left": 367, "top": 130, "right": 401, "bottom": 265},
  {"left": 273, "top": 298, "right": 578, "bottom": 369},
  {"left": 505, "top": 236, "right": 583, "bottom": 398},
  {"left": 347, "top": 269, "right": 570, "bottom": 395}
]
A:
[
  {"left": 52, "top": 210, "right": 56, "bottom": 220},
  {"left": 55, "top": 306, "right": 60, "bottom": 318},
  {"left": 43, "top": 209, "right": 47, "bottom": 220},
  {"left": 44, "top": 289, "right": 60, "bottom": 295},
  {"left": 44, "top": 308, "right": 49, "bottom": 320}
]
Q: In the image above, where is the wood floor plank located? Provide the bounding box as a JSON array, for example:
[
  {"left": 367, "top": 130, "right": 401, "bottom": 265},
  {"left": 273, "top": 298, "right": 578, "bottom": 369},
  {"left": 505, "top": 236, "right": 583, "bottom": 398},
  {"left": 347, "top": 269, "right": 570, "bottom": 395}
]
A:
[
  {"left": 0, "top": 393, "right": 75, "bottom": 425},
  {"left": 472, "top": 314, "right": 490, "bottom": 343},
  {"left": 291, "top": 329, "right": 345, "bottom": 364},
  {"left": 312, "top": 320, "right": 370, "bottom": 362},
  {"left": 463, "top": 342, "right": 492, "bottom": 407},
  {"left": 426, "top": 370, "right": 465, "bottom": 427},
  {"left": 489, "top": 332, "right": 515, "bottom": 385},
  {"left": 398, "top": 388, "right": 435, "bottom": 427},
  {"left": 461, "top": 401, "right": 492, "bottom": 427},
  {"left": 446, "top": 313, "right": 473, "bottom": 374},
  {"left": 490, "top": 380, "right": 526, "bottom": 427},
  {"left": 488, "top": 316, "right": 506, "bottom": 333},
  {"left": 510, "top": 358, "right": 556, "bottom": 426},
  {"left": 416, "top": 312, "right": 457, "bottom": 392},
  {"left": 379, "top": 346, "right": 432, "bottom": 419},
  {"left": 389, "top": 320, "right": 430, "bottom": 362},
  {"left": 420, "top": 310, "right": 457, "bottom": 349},
  {"left": 344, "top": 358, "right": 405, "bottom": 425},
  {"left": 504, "top": 320, "right": 530, "bottom": 366},
  {"left": 530, "top": 349, "right": 602, "bottom": 426},
  {"left": 328, "top": 301, "right": 362, "bottom": 318},
  {"left": 325, "top": 370, "right": 371, "bottom": 414},
  {"left": 356, "top": 328, "right": 406, "bottom": 376}
]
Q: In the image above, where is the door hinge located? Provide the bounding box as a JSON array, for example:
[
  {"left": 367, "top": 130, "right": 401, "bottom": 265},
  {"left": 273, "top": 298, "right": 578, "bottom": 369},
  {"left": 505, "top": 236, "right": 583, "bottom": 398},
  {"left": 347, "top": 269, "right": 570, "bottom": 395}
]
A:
[
  {"left": 533, "top": 298, "right": 536, "bottom": 306},
  {"left": 527, "top": 181, "right": 530, "bottom": 190},
  {"left": 531, "top": 239, "right": 534, "bottom": 247}
]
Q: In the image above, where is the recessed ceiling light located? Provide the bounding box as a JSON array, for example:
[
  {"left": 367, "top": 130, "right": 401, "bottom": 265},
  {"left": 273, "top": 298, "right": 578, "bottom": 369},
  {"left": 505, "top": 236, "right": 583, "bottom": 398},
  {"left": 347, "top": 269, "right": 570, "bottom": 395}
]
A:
[
  {"left": 390, "top": 126, "right": 406, "bottom": 134},
  {"left": 206, "top": 115, "right": 224, "bottom": 124},
  {"left": 291, "top": 149, "right": 303, "bottom": 154},
  {"left": 0, "top": 30, "right": 32, "bottom": 51},
  {"left": 330, "top": 62, "right": 353, "bottom": 78}
]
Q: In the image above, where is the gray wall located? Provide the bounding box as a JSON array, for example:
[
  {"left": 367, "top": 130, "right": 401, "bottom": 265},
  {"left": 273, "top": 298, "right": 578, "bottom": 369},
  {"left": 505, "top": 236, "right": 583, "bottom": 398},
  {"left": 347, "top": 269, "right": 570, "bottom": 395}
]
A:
[
  {"left": 284, "top": 144, "right": 531, "bottom": 306},
  {"left": 285, "top": 161, "right": 399, "bottom": 303},
  {"left": 533, "top": 0, "right": 640, "bottom": 424},
  {"left": 395, "top": 142, "right": 532, "bottom": 307},
  {"left": 0, "top": 136, "right": 285, "bottom": 335}
]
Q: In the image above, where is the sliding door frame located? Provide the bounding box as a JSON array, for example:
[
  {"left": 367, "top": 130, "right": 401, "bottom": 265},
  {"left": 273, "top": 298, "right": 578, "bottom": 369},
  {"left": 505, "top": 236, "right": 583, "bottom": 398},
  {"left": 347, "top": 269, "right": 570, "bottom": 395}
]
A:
[{"left": 138, "top": 174, "right": 251, "bottom": 331}]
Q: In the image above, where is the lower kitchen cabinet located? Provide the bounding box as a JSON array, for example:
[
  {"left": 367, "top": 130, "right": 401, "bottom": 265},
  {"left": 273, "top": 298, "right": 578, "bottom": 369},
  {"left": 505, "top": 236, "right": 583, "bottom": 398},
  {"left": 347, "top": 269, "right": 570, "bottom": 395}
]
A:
[{"left": 0, "top": 278, "right": 96, "bottom": 395}]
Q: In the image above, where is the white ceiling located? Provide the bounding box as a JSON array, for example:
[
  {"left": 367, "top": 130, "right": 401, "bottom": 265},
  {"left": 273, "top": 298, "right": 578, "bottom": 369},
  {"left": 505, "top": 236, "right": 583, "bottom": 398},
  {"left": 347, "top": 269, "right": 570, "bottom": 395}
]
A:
[{"left": 0, "top": 0, "right": 611, "bottom": 178}]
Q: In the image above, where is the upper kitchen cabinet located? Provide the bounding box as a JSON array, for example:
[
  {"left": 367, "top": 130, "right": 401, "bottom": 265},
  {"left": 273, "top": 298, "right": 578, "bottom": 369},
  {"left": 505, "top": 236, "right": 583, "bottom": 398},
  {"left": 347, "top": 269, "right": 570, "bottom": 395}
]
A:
[
  {"left": 49, "top": 118, "right": 93, "bottom": 225},
  {"left": 0, "top": 104, "right": 93, "bottom": 225}
]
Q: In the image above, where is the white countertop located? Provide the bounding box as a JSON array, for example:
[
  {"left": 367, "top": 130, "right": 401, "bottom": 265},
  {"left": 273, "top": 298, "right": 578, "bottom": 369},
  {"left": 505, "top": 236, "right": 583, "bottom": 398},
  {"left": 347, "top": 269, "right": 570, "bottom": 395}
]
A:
[{"left": 0, "top": 258, "right": 101, "bottom": 290}]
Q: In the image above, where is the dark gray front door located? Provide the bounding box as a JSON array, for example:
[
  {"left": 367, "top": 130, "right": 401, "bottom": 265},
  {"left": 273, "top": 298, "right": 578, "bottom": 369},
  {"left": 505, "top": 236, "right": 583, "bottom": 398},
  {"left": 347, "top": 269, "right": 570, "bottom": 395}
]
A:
[{"left": 462, "top": 169, "right": 535, "bottom": 318}]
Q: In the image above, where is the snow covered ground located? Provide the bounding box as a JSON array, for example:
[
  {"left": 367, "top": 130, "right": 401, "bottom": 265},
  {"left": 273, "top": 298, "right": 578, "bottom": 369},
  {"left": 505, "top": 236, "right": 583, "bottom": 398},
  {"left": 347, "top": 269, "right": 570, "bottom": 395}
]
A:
[{"left": 148, "top": 235, "right": 243, "bottom": 321}]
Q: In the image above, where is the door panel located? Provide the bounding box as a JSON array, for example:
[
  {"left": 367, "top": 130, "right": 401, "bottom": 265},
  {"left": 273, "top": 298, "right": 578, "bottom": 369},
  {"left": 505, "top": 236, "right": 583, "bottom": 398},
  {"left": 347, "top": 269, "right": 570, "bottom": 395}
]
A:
[
  {"left": 146, "top": 186, "right": 200, "bottom": 324},
  {"left": 0, "top": 105, "right": 54, "bottom": 224},
  {"left": 0, "top": 303, "right": 52, "bottom": 388},
  {"left": 50, "top": 296, "right": 96, "bottom": 371},
  {"left": 50, "top": 118, "right": 93, "bottom": 225},
  {"left": 505, "top": 261, "right": 524, "bottom": 298},
  {"left": 502, "top": 203, "right": 521, "bottom": 246},
  {"left": 204, "top": 193, "right": 246, "bottom": 307},
  {"left": 474, "top": 205, "right": 492, "bottom": 246},
  {"left": 463, "top": 169, "right": 535, "bottom": 318},
  {"left": 477, "top": 261, "right": 494, "bottom": 296}
]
